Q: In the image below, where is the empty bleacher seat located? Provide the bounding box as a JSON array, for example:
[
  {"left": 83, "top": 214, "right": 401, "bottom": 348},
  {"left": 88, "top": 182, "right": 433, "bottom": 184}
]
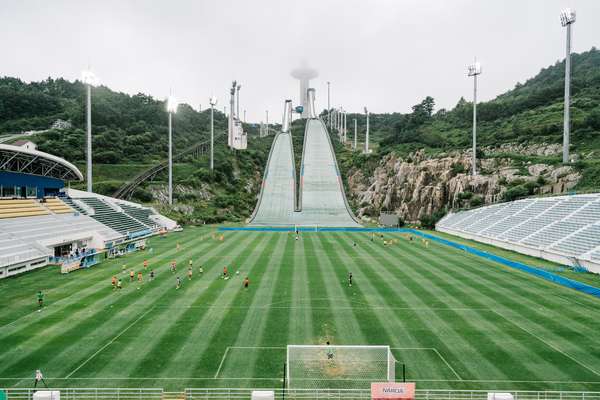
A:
[
  {"left": 79, "top": 197, "right": 150, "bottom": 235},
  {"left": 0, "top": 199, "right": 50, "bottom": 219}
]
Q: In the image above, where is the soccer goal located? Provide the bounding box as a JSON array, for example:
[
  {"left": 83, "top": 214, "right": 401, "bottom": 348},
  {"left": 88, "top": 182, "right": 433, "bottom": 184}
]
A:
[{"left": 286, "top": 345, "right": 396, "bottom": 389}]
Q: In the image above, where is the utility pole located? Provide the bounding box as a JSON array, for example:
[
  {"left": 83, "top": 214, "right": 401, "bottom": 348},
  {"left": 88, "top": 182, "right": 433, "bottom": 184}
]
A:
[
  {"left": 327, "top": 81, "right": 331, "bottom": 127},
  {"left": 364, "top": 107, "right": 370, "bottom": 154},
  {"left": 266, "top": 110, "right": 269, "bottom": 135},
  {"left": 209, "top": 96, "right": 217, "bottom": 171}
]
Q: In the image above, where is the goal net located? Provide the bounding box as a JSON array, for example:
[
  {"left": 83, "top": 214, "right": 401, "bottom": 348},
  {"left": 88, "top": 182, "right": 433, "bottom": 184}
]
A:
[{"left": 286, "top": 345, "right": 396, "bottom": 389}]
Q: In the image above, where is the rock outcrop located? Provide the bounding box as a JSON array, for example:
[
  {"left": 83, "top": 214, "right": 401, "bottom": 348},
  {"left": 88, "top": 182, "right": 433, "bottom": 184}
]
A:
[{"left": 347, "top": 147, "right": 581, "bottom": 223}]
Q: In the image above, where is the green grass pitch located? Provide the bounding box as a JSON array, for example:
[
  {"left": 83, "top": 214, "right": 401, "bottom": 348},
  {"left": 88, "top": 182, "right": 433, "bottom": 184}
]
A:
[{"left": 1, "top": 227, "right": 600, "bottom": 391}]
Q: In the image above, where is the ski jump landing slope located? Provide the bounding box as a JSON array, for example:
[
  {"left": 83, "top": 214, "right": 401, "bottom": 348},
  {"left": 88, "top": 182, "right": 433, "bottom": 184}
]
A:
[
  {"left": 249, "top": 119, "right": 360, "bottom": 227},
  {"left": 249, "top": 132, "right": 297, "bottom": 226}
]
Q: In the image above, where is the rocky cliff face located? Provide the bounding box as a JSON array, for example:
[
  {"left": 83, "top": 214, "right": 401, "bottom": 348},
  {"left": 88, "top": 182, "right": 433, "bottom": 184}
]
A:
[{"left": 348, "top": 145, "right": 581, "bottom": 223}]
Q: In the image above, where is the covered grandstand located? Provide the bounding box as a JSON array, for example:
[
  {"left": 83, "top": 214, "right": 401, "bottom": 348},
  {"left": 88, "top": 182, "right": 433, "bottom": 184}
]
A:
[
  {"left": 436, "top": 193, "right": 600, "bottom": 273},
  {"left": 0, "top": 143, "right": 177, "bottom": 279}
]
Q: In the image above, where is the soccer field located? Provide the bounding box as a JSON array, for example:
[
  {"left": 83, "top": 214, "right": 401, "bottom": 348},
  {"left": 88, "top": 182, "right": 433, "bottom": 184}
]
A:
[{"left": 1, "top": 227, "right": 600, "bottom": 392}]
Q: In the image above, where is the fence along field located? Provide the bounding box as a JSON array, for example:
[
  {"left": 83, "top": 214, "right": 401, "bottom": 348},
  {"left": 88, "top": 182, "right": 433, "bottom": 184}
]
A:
[{"left": 1, "top": 227, "right": 600, "bottom": 392}]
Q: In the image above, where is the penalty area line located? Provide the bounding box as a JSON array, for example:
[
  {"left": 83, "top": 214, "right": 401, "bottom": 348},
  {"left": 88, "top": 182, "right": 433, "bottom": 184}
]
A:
[
  {"left": 64, "top": 306, "right": 155, "bottom": 379},
  {"left": 214, "top": 346, "right": 286, "bottom": 378}
]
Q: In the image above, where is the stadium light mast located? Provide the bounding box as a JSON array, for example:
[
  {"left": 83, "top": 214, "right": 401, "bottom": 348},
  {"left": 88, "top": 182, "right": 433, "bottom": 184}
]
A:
[
  {"left": 561, "top": 8, "right": 576, "bottom": 164},
  {"left": 166, "top": 95, "right": 178, "bottom": 205},
  {"left": 364, "top": 107, "right": 370, "bottom": 154},
  {"left": 236, "top": 84, "right": 241, "bottom": 120},
  {"left": 327, "top": 81, "right": 331, "bottom": 127},
  {"left": 209, "top": 96, "right": 217, "bottom": 171},
  {"left": 354, "top": 118, "right": 357, "bottom": 150},
  {"left": 81, "top": 69, "right": 98, "bottom": 192},
  {"left": 468, "top": 61, "right": 482, "bottom": 176},
  {"left": 266, "top": 110, "right": 269, "bottom": 135},
  {"left": 243, "top": 109, "right": 246, "bottom": 123}
]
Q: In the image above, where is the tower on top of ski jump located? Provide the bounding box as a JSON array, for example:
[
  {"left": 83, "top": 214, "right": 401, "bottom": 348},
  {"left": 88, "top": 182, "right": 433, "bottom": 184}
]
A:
[{"left": 291, "top": 64, "right": 318, "bottom": 118}]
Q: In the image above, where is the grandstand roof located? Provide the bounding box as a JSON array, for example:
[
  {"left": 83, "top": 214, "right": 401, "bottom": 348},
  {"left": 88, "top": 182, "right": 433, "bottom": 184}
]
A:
[{"left": 0, "top": 144, "right": 83, "bottom": 181}]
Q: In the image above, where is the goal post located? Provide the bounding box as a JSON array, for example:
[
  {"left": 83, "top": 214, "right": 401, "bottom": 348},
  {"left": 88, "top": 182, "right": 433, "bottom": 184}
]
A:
[{"left": 286, "top": 345, "right": 396, "bottom": 389}]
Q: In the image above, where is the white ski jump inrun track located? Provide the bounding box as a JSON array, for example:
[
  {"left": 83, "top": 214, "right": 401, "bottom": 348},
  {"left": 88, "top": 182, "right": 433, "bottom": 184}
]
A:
[{"left": 249, "top": 118, "right": 360, "bottom": 227}]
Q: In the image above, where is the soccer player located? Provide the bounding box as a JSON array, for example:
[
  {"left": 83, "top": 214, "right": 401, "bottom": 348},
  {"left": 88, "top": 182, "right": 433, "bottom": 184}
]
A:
[
  {"left": 198, "top": 265, "right": 204, "bottom": 275},
  {"left": 37, "top": 290, "right": 44, "bottom": 311},
  {"left": 143, "top": 259, "right": 148, "bottom": 270},
  {"left": 348, "top": 272, "right": 353, "bottom": 287},
  {"left": 189, "top": 259, "right": 193, "bottom": 268},
  {"left": 326, "top": 341, "right": 334, "bottom": 359},
  {"left": 117, "top": 279, "right": 122, "bottom": 290},
  {"left": 171, "top": 260, "right": 177, "bottom": 273},
  {"left": 138, "top": 271, "right": 143, "bottom": 283},
  {"left": 130, "top": 270, "right": 135, "bottom": 282},
  {"left": 150, "top": 270, "right": 155, "bottom": 281},
  {"left": 243, "top": 276, "right": 249, "bottom": 289},
  {"left": 188, "top": 266, "right": 193, "bottom": 281},
  {"left": 122, "top": 264, "right": 127, "bottom": 274},
  {"left": 176, "top": 242, "right": 181, "bottom": 252},
  {"left": 111, "top": 276, "right": 117, "bottom": 290},
  {"left": 223, "top": 266, "right": 228, "bottom": 279},
  {"left": 176, "top": 276, "right": 181, "bottom": 289}
]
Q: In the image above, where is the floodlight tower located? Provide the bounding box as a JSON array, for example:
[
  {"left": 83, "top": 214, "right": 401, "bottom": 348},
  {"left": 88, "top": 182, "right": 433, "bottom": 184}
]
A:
[
  {"left": 291, "top": 64, "right": 318, "bottom": 118},
  {"left": 236, "top": 84, "right": 241, "bottom": 120},
  {"left": 560, "top": 8, "right": 576, "bottom": 164},
  {"left": 327, "top": 81, "right": 331, "bottom": 127},
  {"left": 209, "top": 96, "right": 217, "bottom": 171},
  {"left": 468, "top": 61, "right": 482, "bottom": 176},
  {"left": 364, "top": 107, "right": 370, "bottom": 154},
  {"left": 166, "top": 95, "right": 178, "bottom": 205},
  {"left": 228, "top": 81, "right": 236, "bottom": 147},
  {"left": 81, "top": 69, "right": 98, "bottom": 192},
  {"left": 354, "top": 118, "right": 357, "bottom": 150},
  {"left": 266, "top": 110, "right": 269, "bottom": 135}
]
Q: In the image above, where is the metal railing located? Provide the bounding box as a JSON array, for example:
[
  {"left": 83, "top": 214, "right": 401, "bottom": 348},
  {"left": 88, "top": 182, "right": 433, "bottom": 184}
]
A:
[
  {"left": 1, "top": 388, "right": 163, "bottom": 400},
  {"left": 3, "top": 388, "right": 600, "bottom": 400}
]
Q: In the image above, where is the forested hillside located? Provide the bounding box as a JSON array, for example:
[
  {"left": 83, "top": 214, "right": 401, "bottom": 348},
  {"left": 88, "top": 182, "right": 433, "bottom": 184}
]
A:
[{"left": 0, "top": 76, "right": 272, "bottom": 223}]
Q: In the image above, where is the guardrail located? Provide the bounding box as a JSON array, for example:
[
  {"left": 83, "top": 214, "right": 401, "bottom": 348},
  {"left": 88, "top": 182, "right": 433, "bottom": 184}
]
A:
[
  {"left": 185, "top": 389, "right": 600, "bottom": 400},
  {"left": 2, "top": 388, "right": 599, "bottom": 400},
  {"left": 0, "top": 388, "right": 163, "bottom": 400}
]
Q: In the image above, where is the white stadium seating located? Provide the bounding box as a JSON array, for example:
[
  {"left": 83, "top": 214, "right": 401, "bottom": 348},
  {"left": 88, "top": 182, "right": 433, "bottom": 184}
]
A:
[{"left": 436, "top": 193, "right": 600, "bottom": 273}]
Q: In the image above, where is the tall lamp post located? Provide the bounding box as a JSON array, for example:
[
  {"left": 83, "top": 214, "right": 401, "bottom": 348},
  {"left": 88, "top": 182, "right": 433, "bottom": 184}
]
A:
[
  {"left": 266, "top": 110, "right": 269, "bottom": 135},
  {"left": 364, "top": 107, "right": 370, "bottom": 154},
  {"left": 236, "top": 84, "right": 241, "bottom": 120},
  {"left": 354, "top": 118, "right": 357, "bottom": 150},
  {"left": 468, "top": 61, "right": 482, "bottom": 176},
  {"left": 166, "top": 95, "right": 178, "bottom": 205},
  {"left": 560, "top": 8, "right": 576, "bottom": 164},
  {"left": 81, "top": 69, "right": 98, "bottom": 192},
  {"left": 327, "top": 81, "right": 331, "bottom": 127},
  {"left": 209, "top": 96, "right": 217, "bottom": 171}
]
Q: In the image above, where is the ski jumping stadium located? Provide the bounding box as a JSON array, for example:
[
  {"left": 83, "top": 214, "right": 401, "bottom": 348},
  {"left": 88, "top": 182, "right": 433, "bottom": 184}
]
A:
[{"left": 2, "top": 88, "right": 600, "bottom": 400}]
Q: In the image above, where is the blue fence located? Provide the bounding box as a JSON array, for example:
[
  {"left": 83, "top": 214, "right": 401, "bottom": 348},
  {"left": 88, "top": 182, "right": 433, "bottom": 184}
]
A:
[{"left": 219, "top": 225, "right": 600, "bottom": 299}]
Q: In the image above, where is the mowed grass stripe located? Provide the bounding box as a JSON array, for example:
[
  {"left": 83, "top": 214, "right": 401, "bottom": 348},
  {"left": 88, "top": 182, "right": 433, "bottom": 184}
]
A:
[
  {"left": 403, "top": 238, "right": 600, "bottom": 381},
  {"left": 66, "top": 231, "right": 255, "bottom": 382},
  {"left": 307, "top": 234, "right": 365, "bottom": 344},
  {"left": 391, "top": 238, "right": 587, "bottom": 384},
  {"left": 181, "top": 233, "right": 281, "bottom": 385},
  {"left": 0, "top": 230, "right": 215, "bottom": 381},
  {"left": 303, "top": 234, "right": 337, "bottom": 343},
  {"left": 347, "top": 232, "right": 506, "bottom": 382},
  {"left": 287, "top": 233, "right": 313, "bottom": 344},
  {"left": 220, "top": 233, "right": 291, "bottom": 384}
]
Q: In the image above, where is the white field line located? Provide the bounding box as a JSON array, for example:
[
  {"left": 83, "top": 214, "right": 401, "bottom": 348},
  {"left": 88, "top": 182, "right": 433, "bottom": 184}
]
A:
[
  {"left": 214, "top": 346, "right": 286, "bottom": 378},
  {"left": 390, "top": 347, "right": 462, "bottom": 381},
  {"left": 490, "top": 309, "right": 600, "bottom": 378},
  {"left": 432, "top": 348, "right": 463, "bottom": 381},
  {"left": 64, "top": 306, "right": 155, "bottom": 379}
]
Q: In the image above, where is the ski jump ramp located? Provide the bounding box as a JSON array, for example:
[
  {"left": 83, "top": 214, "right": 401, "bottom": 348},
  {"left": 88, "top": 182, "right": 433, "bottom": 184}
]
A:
[{"left": 249, "top": 118, "right": 360, "bottom": 227}]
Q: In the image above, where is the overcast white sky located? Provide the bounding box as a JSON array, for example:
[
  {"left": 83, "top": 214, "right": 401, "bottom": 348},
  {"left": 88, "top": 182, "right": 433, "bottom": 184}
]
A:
[{"left": 1, "top": 0, "right": 599, "bottom": 123}]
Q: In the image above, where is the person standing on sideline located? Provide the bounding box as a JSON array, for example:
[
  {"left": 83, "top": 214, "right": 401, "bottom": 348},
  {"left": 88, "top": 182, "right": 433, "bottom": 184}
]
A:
[
  {"left": 243, "top": 276, "right": 249, "bottom": 289},
  {"left": 34, "top": 369, "right": 47, "bottom": 388},
  {"left": 37, "top": 291, "right": 44, "bottom": 311},
  {"left": 176, "top": 276, "right": 181, "bottom": 289}
]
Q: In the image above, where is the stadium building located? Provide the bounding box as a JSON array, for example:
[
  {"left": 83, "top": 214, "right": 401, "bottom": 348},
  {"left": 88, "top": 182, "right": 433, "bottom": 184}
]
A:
[{"left": 0, "top": 142, "right": 176, "bottom": 279}]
